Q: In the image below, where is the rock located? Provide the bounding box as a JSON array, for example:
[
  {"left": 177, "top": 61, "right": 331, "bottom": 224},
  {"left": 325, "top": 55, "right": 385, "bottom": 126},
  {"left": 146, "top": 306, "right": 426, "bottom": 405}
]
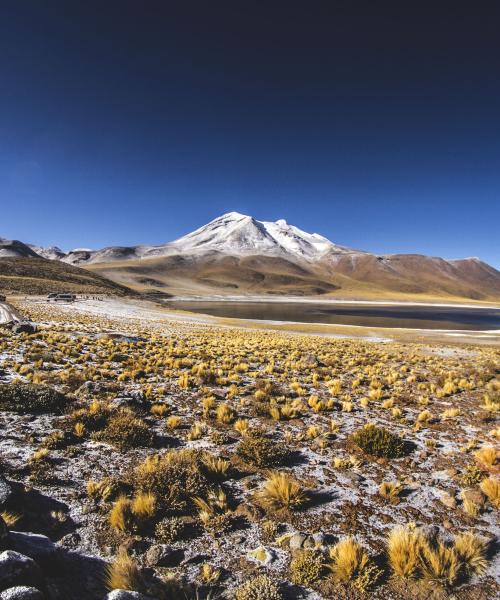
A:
[
  {"left": 302, "top": 536, "right": 317, "bottom": 549},
  {"left": 11, "top": 323, "right": 36, "bottom": 335},
  {"left": 312, "top": 532, "right": 326, "bottom": 547},
  {"left": 440, "top": 492, "right": 457, "bottom": 509},
  {"left": 0, "top": 551, "right": 43, "bottom": 591},
  {"left": 461, "top": 488, "right": 486, "bottom": 510},
  {"left": 233, "top": 502, "right": 263, "bottom": 522},
  {"left": 343, "top": 472, "right": 364, "bottom": 487},
  {"left": 289, "top": 533, "right": 307, "bottom": 550},
  {"left": 105, "top": 592, "right": 153, "bottom": 600},
  {"left": 247, "top": 546, "right": 277, "bottom": 565},
  {"left": 7, "top": 532, "right": 56, "bottom": 566},
  {"left": 144, "top": 545, "right": 184, "bottom": 568},
  {"left": 0, "top": 587, "right": 44, "bottom": 600},
  {"left": 0, "top": 477, "right": 13, "bottom": 507}
]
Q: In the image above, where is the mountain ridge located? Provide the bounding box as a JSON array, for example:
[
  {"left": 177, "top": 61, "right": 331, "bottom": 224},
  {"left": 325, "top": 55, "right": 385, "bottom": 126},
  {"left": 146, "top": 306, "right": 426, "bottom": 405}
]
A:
[{"left": 2, "top": 213, "right": 500, "bottom": 302}]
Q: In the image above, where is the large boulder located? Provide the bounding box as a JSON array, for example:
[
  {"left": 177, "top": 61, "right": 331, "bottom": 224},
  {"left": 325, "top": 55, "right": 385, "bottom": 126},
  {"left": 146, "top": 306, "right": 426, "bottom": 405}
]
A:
[
  {"left": 7, "top": 532, "right": 56, "bottom": 567},
  {"left": 0, "top": 551, "right": 42, "bottom": 591},
  {"left": 0, "top": 587, "right": 44, "bottom": 600},
  {"left": 11, "top": 323, "right": 36, "bottom": 335},
  {"left": 0, "top": 477, "right": 13, "bottom": 507}
]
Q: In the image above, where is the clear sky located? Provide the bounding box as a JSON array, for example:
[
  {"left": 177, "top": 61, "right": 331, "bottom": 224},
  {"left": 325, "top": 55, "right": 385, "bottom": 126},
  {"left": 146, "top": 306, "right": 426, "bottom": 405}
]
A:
[{"left": 0, "top": 1, "right": 499, "bottom": 267}]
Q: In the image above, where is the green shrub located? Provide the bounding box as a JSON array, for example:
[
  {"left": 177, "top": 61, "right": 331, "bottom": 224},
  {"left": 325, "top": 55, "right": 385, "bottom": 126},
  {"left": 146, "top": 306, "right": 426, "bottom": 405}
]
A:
[
  {"left": 94, "top": 410, "right": 155, "bottom": 450},
  {"left": 289, "top": 549, "right": 324, "bottom": 585},
  {"left": 0, "top": 383, "right": 68, "bottom": 414},
  {"left": 237, "top": 434, "right": 291, "bottom": 467},
  {"left": 155, "top": 516, "right": 186, "bottom": 543},
  {"left": 351, "top": 424, "right": 404, "bottom": 458},
  {"left": 234, "top": 574, "right": 283, "bottom": 600},
  {"left": 134, "top": 449, "right": 210, "bottom": 514}
]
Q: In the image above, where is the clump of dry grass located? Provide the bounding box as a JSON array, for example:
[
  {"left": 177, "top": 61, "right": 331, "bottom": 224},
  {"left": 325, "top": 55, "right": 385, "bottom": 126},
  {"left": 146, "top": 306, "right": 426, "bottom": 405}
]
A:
[
  {"left": 95, "top": 410, "right": 155, "bottom": 450},
  {"left": 256, "top": 471, "right": 307, "bottom": 511},
  {"left": 387, "top": 525, "right": 423, "bottom": 579},
  {"left": 133, "top": 449, "right": 210, "bottom": 514},
  {"left": 418, "top": 539, "right": 459, "bottom": 587},
  {"left": 109, "top": 496, "right": 135, "bottom": 533},
  {"left": 387, "top": 525, "right": 490, "bottom": 587},
  {"left": 106, "top": 547, "right": 142, "bottom": 591},
  {"left": 328, "top": 536, "right": 382, "bottom": 591},
  {"left": 480, "top": 477, "right": 500, "bottom": 508},
  {"left": 475, "top": 446, "right": 498, "bottom": 468},
  {"left": 0, "top": 511, "right": 21, "bottom": 527},
  {"left": 454, "top": 532, "right": 488, "bottom": 578},
  {"left": 379, "top": 481, "right": 403, "bottom": 504},
  {"left": 201, "top": 454, "right": 230, "bottom": 481}
]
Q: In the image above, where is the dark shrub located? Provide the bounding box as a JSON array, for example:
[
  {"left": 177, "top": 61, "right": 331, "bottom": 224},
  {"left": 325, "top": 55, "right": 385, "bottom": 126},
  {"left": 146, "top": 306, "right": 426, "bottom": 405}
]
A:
[
  {"left": 350, "top": 424, "right": 404, "bottom": 458},
  {"left": 94, "top": 410, "right": 155, "bottom": 450},
  {"left": 134, "top": 449, "right": 210, "bottom": 514},
  {"left": 237, "top": 434, "right": 291, "bottom": 467},
  {"left": 0, "top": 383, "right": 68, "bottom": 414}
]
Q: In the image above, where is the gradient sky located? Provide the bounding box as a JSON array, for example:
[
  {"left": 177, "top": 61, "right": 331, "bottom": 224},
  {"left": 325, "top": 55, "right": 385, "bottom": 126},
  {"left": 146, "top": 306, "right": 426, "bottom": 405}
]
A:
[{"left": 0, "top": 1, "right": 499, "bottom": 267}]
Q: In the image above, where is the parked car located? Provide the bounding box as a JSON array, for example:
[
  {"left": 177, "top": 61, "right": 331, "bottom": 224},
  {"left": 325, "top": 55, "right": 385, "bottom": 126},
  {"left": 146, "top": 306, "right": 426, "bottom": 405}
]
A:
[
  {"left": 0, "top": 294, "right": 6, "bottom": 302},
  {"left": 49, "top": 293, "right": 76, "bottom": 302}
]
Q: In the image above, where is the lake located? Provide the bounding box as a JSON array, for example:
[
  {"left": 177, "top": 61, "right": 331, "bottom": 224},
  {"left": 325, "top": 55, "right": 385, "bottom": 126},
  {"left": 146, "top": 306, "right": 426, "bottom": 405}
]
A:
[{"left": 167, "top": 300, "right": 500, "bottom": 331}]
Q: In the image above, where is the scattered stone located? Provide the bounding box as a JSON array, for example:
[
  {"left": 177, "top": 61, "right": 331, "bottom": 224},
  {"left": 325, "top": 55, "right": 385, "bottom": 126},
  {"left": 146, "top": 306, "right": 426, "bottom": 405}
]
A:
[
  {"left": 144, "top": 545, "right": 184, "bottom": 568},
  {"left": 289, "top": 533, "right": 307, "bottom": 550},
  {"left": 0, "top": 551, "right": 43, "bottom": 591},
  {"left": 247, "top": 546, "right": 277, "bottom": 565},
  {"left": 343, "top": 472, "right": 364, "bottom": 486},
  {"left": 0, "top": 586, "right": 44, "bottom": 600},
  {"left": 440, "top": 492, "right": 457, "bottom": 509},
  {"left": 461, "top": 488, "right": 486, "bottom": 510}
]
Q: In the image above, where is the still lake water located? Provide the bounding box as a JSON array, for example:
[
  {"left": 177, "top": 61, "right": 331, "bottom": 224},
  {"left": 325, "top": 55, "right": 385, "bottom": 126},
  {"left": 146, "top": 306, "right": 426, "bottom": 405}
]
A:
[{"left": 167, "top": 301, "right": 500, "bottom": 331}]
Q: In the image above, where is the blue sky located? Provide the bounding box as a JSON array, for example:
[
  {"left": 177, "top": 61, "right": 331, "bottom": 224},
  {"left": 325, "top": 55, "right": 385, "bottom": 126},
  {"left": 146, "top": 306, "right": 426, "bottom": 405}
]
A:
[{"left": 0, "top": 2, "right": 499, "bottom": 267}]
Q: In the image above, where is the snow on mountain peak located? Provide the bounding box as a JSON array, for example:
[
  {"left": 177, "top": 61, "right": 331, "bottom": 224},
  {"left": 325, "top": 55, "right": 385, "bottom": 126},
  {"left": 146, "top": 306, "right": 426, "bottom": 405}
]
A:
[{"left": 164, "top": 212, "right": 353, "bottom": 261}]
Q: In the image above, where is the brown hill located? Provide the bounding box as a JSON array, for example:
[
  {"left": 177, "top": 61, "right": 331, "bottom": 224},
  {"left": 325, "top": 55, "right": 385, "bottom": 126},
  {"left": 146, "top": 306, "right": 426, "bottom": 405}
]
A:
[
  {"left": 0, "top": 257, "right": 134, "bottom": 296},
  {"left": 86, "top": 251, "right": 500, "bottom": 303}
]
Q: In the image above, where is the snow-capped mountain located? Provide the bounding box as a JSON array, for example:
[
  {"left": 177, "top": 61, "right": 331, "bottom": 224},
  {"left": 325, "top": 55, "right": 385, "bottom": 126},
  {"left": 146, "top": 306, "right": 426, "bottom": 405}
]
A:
[
  {"left": 153, "top": 212, "right": 355, "bottom": 260},
  {"left": 53, "top": 212, "right": 357, "bottom": 265},
  {"left": 27, "top": 244, "right": 66, "bottom": 261},
  {"left": 2, "top": 213, "right": 500, "bottom": 301}
]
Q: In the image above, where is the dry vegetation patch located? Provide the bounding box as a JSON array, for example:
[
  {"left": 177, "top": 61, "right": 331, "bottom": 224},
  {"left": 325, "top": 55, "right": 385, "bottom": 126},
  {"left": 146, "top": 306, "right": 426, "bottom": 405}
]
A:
[{"left": 0, "top": 299, "right": 498, "bottom": 598}]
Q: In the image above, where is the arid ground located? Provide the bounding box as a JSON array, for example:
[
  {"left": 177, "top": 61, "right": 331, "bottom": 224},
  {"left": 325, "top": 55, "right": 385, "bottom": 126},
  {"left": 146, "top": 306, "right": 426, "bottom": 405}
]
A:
[{"left": 0, "top": 297, "right": 498, "bottom": 599}]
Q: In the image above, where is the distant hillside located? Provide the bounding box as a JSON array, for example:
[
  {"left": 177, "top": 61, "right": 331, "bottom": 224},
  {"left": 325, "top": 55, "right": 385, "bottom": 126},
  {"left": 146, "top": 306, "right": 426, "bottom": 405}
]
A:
[
  {"left": 3, "top": 213, "right": 500, "bottom": 302},
  {"left": 0, "top": 257, "right": 134, "bottom": 296}
]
